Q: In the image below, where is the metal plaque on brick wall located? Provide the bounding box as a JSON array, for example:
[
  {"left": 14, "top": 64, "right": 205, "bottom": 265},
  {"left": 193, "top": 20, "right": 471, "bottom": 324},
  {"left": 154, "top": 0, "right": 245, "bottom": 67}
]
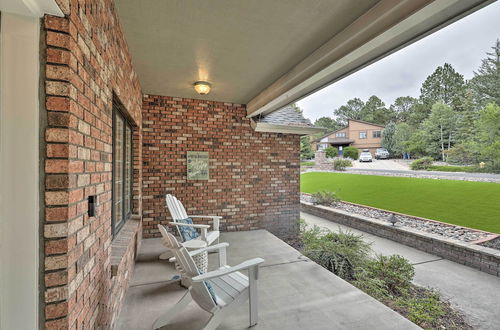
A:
[{"left": 187, "top": 151, "right": 209, "bottom": 180}]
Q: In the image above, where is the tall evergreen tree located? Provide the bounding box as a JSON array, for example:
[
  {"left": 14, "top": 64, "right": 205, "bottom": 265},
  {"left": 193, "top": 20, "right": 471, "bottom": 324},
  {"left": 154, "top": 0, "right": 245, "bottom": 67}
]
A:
[
  {"left": 469, "top": 39, "right": 500, "bottom": 107},
  {"left": 361, "top": 95, "right": 394, "bottom": 125},
  {"left": 420, "top": 63, "right": 466, "bottom": 111},
  {"left": 390, "top": 96, "right": 419, "bottom": 123},
  {"left": 422, "top": 102, "right": 458, "bottom": 161},
  {"left": 382, "top": 122, "right": 397, "bottom": 155},
  {"left": 333, "top": 98, "right": 365, "bottom": 125},
  {"left": 314, "top": 117, "right": 341, "bottom": 131}
]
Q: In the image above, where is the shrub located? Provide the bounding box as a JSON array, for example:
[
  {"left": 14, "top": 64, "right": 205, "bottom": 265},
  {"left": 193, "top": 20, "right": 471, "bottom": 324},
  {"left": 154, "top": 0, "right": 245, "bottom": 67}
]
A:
[
  {"left": 325, "top": 146, "right": 338, "bottom": 158},
  {"left": 333, "top": 159, "right": 352, "bottom": 171},
  {"left": 396, "top": 289, "right": 446, "bottom": 329},
  {"left": 301, "top": 226, "right": 372, "bottom": 280},
  {"left": 343, "top": 147, "right": 359, "bottom": 160},
  {"left": 311, "top": 190, "right": 339, "bottom": 206},
  {"left": 410, "top": 157, "right": 433, "bottom": 170},
  {"left": 355, "top": 255, "right": 414, "bottom": 296}
]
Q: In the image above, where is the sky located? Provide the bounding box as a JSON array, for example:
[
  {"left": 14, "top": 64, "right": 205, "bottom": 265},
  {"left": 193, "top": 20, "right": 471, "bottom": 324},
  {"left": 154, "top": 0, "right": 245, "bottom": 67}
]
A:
[{"left": 297, "top": 1, "right": 500, "bottom": 122}]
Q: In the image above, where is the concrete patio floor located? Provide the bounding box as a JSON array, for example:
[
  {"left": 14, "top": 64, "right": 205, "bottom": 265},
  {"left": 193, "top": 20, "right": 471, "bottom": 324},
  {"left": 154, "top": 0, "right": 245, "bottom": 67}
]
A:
[
  {"left": 302, "top": 212, "right": 500, "bottom": 330},
  {"left": 116, "top": 230, "right": 419, "bottom": 330}
]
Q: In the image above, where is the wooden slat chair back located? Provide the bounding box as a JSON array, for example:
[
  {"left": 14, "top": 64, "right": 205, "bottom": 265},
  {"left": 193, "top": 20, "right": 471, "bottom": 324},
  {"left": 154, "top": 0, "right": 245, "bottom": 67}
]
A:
[
  {"left": 157, "top": 225, "right": 217, "bottom": 312},
  {"left": 154, "top": 225, "right": 264, "bottom": 330}
]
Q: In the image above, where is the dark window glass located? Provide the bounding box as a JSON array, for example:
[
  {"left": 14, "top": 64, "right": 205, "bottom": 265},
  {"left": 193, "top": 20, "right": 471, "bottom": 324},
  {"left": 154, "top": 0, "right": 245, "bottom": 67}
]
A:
[
  {"left": 112, "top": 105, "right": 133, "bottom": 236},
  {"left": 373, "top": 131, "right": 382, "bottom": 138}
]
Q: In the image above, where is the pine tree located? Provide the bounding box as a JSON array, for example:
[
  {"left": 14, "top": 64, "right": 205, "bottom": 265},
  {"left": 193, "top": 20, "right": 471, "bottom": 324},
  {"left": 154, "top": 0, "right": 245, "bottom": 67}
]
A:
[
  {"left": 420, "top": 63, "right": 466, "bottom": 111},
  {"left": 469, "top": 39, "right": 500, "bottom": 107}
]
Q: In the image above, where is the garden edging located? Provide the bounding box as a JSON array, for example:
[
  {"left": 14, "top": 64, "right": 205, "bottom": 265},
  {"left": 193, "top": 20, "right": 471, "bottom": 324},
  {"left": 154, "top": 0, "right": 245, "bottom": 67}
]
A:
[{"left": 301, "top": 201, "right": 500, "bottom": 277}]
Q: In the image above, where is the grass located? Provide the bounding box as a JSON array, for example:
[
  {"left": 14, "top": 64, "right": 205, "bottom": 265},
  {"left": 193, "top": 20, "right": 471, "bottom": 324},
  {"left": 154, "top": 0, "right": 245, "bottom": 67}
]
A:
[
  {"left": 427, "top": 165, "right": 475, "bottom": 172},
  {"left": 301, "top": 172, "right": 500, "bottom": 234},
  {"left": 300, "top": 161, "right": 315, "bottom": 166}
]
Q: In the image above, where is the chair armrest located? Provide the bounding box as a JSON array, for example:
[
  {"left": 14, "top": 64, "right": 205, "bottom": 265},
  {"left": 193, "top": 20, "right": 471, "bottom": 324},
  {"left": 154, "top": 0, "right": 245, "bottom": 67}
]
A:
[
  {"left": 189, "top": 242, "right": 229, "bottom": 267},
  {"left": 189, "top": 215, "right": 221, "bottom": 231},
  {"left": 192, "top": 258, "right": 265, "bottom": 282},
  {"left": 188, "top": 242, "right": 229, "bottom": 256},
  {"left": 168, "top": 222, "right": 210, "bottom": 229}
]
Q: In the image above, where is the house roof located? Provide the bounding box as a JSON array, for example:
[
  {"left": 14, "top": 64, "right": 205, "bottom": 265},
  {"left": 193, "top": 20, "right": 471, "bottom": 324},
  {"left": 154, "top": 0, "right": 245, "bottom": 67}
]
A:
[
  {"left": 252, "top": 106, "right": 325, "bottom": 135},
  {"left": 348, "top": 119, "right": 385, "bottom": 128}
]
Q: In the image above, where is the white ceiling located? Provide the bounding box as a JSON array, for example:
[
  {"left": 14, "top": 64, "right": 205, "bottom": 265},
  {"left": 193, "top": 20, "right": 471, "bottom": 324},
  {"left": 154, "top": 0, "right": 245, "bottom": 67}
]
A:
[{"left": 115, "top": 0, "right": 380, "bottom": 104}]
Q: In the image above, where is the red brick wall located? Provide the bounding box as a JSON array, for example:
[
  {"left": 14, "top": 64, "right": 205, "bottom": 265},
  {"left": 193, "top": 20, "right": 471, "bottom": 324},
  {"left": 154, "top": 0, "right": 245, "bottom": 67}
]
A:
[
  {"left": 142, "top": 95, "right": 301, "bottom": 238},
  {"left": 43, "top": 0, "right": 142, "bottom": 328}
]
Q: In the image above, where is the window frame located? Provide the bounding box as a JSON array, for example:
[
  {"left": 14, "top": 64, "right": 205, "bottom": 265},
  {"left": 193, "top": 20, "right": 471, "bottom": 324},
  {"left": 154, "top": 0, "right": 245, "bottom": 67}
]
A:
[
  {"left": 373, "top": 130, "right": 382, "bottom": 138},
  {"left": 112, "top": 103, "right": 133, "bottom": 237},
  {"left": 359, "top": 131, "right": 367, "bottom": 139}
]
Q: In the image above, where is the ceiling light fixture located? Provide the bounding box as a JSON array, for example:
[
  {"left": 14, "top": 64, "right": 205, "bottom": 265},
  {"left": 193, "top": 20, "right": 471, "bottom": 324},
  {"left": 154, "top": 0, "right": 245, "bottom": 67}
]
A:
[{"left": 193, "top": 81, "right": 211, "bottom": 95}]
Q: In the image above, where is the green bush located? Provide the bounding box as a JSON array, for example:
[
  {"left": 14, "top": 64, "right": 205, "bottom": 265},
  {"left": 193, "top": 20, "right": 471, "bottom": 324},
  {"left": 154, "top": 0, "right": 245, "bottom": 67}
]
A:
[
  {"left": 301, "top": 226, "right": 372, "bottom": 280},
  {"left": 396, "top": 289, "right": 446, "bottom": 329},
  {"left": 311, "top": 190, "right": 339, "bottom": 206},
  {"left": 343, "top": 147, "right": 359, "bottom": 159},
  {"left": 410, "top": 157, "right": 433, "bottom": 170},
  {"left": 325, "top": 146, "right": 338, "bottom": 158},
  {"left": 333, "top": 159, "right": 352, "bottom": 171},
  {"left": 355, "top": 255, "right": 414, "bottom": 296}
]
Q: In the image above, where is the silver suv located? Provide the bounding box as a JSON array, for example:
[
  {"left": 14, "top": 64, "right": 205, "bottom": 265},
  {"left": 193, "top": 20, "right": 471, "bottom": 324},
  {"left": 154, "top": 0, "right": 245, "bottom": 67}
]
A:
[{"left": 375, "top": 148, "right": 389, "bottom": 159}]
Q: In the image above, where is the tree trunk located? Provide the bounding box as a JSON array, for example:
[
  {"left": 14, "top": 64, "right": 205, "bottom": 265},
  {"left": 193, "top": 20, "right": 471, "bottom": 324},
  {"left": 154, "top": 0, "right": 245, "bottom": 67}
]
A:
[{"left": 440, "top": 125, "right": 445, "bottom": 161}]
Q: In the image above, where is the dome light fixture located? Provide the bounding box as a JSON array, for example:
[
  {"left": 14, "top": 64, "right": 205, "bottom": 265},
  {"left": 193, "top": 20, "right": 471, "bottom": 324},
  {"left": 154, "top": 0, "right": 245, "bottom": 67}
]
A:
[{"left": 193, "top": 81, "right": 211, "bottom": 95}]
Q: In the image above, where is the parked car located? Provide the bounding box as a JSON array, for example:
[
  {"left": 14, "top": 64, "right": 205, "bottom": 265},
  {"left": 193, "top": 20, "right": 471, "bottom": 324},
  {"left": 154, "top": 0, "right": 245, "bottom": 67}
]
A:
[
  {"left": 359, "top": 150, "right": 373, "bottom": 162},
  {"left": 375, "top": 148, "right": 390, "bottom": 159}
]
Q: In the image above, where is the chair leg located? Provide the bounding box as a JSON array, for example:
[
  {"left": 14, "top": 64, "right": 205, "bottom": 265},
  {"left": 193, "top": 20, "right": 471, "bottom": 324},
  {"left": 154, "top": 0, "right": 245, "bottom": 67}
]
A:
[
  {"left": 248, "top": 268, "right": 258, "bottom": 327},
  {"left": 152, "top": 290, "right": 192, "bottom": 330},
  {"left": 159, "top": 250, "right": 174, "bottom": 260}
]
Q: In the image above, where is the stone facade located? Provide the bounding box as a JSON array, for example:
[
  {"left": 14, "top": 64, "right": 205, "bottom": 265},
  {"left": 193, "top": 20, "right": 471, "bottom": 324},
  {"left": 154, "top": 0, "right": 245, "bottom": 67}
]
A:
[
  {"left": 302, "top": 202, "right": 500, "bottom": 277},
  {"left": 141, "top": 95, "right": 301, "bottom": 238},
  {"left": 43, "top": 0, "right": 142, "bottom": 328}
]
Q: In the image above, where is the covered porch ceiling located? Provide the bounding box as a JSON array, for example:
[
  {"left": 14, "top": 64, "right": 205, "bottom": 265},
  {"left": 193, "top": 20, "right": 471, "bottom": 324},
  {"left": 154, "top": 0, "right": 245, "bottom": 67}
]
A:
[{"left": 116, "top": 0, "right": 493, "bottom": 118}]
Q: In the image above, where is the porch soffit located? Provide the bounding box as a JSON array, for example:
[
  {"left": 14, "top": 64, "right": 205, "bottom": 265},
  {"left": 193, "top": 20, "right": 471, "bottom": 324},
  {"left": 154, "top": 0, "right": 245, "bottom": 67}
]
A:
[{"left": 115, "top": 0, "right": 494, "bottom": 116}]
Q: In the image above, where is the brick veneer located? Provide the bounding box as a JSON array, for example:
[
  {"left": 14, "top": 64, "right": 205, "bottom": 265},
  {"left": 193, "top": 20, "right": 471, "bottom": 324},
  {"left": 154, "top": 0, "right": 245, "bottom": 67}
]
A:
[
  {"left": 142, "top": 95, "right": 301, "bottom": 238},
  {"left": 43, "top": 0, "right": 142, "bottom": 328}
]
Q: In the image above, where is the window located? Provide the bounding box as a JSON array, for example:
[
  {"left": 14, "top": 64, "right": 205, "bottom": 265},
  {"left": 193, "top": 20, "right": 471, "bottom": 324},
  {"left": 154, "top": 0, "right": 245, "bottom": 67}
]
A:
[
  {"left": 373, "top": 131, "right": 382, "bottom": 138},
  {"left": 318, "top": 143, "right": 327, "bottom": 150},
  {"left": 112, "top": 102, "right": 133, "bottom": 236},
  {"left": 359, "top": 131, "right": 367, "bottom": 139},
  {"left": 335, "top": 132, "right": 346, "bottom": 138}
]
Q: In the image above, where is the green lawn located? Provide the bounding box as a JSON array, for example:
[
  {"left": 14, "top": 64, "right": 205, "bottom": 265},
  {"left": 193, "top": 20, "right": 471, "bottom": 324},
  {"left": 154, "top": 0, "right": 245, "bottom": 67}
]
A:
[{"left": 301, "top": 172, "right": 500, "bottom": 234}]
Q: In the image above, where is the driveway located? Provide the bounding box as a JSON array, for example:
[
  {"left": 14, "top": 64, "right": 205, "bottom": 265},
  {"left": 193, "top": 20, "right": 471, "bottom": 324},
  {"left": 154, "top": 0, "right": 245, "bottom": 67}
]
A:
[{"left": 351, "top": 159, "right": 409, "bottom": 170}]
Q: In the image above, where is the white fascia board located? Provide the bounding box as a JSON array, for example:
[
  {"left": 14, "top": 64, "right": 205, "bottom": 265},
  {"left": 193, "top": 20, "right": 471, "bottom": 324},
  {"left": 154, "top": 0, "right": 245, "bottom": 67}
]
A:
[
  {"left": 254, "top": 123, "right": 326, "bottom": 135},
  {"left": 0, "top": 0, "right": 63, "bottom": 17},
  {"left": 247, "top": 0, "right": 493, "bottom": 118}
]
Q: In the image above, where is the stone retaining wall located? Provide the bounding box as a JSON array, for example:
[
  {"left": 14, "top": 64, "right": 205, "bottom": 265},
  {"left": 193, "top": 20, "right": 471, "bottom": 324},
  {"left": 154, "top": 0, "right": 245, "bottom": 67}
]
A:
[{"left": 301, "top": 202, "right": 500, "bottom": 277}]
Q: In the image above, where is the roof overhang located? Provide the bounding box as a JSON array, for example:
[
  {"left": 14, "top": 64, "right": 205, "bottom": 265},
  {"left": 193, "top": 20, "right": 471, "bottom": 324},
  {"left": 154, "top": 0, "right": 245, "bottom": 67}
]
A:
[
  {"left": 251, "top": 122, "right": 326, "bottom": 136},
  {"left": 246, "top": 0, "right": 494, "bottom": 117},
  {"left": 115, "top": 0, "right": 493, "bottom": 117}
]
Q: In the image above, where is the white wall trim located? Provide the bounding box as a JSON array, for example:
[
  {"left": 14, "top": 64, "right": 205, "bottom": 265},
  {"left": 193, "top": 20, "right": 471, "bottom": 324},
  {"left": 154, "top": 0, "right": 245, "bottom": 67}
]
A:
[
  {"left": 0, "top": 0, "right": 63, "bottom": 17},
  {"left": 0, "top": 12, "right": 41, "bottom": 330}
]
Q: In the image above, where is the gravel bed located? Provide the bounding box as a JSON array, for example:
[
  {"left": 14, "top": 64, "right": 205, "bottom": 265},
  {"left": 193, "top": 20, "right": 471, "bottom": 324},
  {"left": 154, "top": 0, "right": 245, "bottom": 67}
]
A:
[
  {"left": 301, "top": 193, "right": 490, "bottom": 243},
  {"left": 480, "top": 236, "right": 500, "bottom": 250}
]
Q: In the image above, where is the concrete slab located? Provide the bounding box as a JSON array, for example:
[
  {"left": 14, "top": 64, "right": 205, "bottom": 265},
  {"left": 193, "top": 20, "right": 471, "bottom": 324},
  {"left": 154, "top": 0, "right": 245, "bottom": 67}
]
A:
[
  {"left": 302, "top": 212, "right": 500, "bottom": 330},
  {"left": 116, "top": 230, "right": 419, "bottom": 330}
]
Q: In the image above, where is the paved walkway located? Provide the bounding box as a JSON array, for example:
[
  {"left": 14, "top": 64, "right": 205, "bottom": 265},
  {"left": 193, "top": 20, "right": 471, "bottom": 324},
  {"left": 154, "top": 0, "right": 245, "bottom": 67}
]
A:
[
  {"left": 351, "top": 159, "right": 409, "bottom": 171},
  {"left": 302, "top": 212, "right": 500, "bottom": 330}
]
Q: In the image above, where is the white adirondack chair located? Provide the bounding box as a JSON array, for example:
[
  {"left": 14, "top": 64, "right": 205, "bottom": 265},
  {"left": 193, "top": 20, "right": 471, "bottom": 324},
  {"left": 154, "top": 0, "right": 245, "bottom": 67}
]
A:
[
  {"left": 166, "top": 194, "right": 221, "bottom": 245},
  {"left": 154, "top": 225, "right": 264, "bottom": 330}
]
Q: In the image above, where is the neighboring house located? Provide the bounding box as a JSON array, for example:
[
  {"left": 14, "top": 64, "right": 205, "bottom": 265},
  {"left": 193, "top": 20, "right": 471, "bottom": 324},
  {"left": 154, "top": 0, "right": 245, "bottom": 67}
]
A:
[{"left": 313, "top": 119, "right": 385, "bottom": 156}]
